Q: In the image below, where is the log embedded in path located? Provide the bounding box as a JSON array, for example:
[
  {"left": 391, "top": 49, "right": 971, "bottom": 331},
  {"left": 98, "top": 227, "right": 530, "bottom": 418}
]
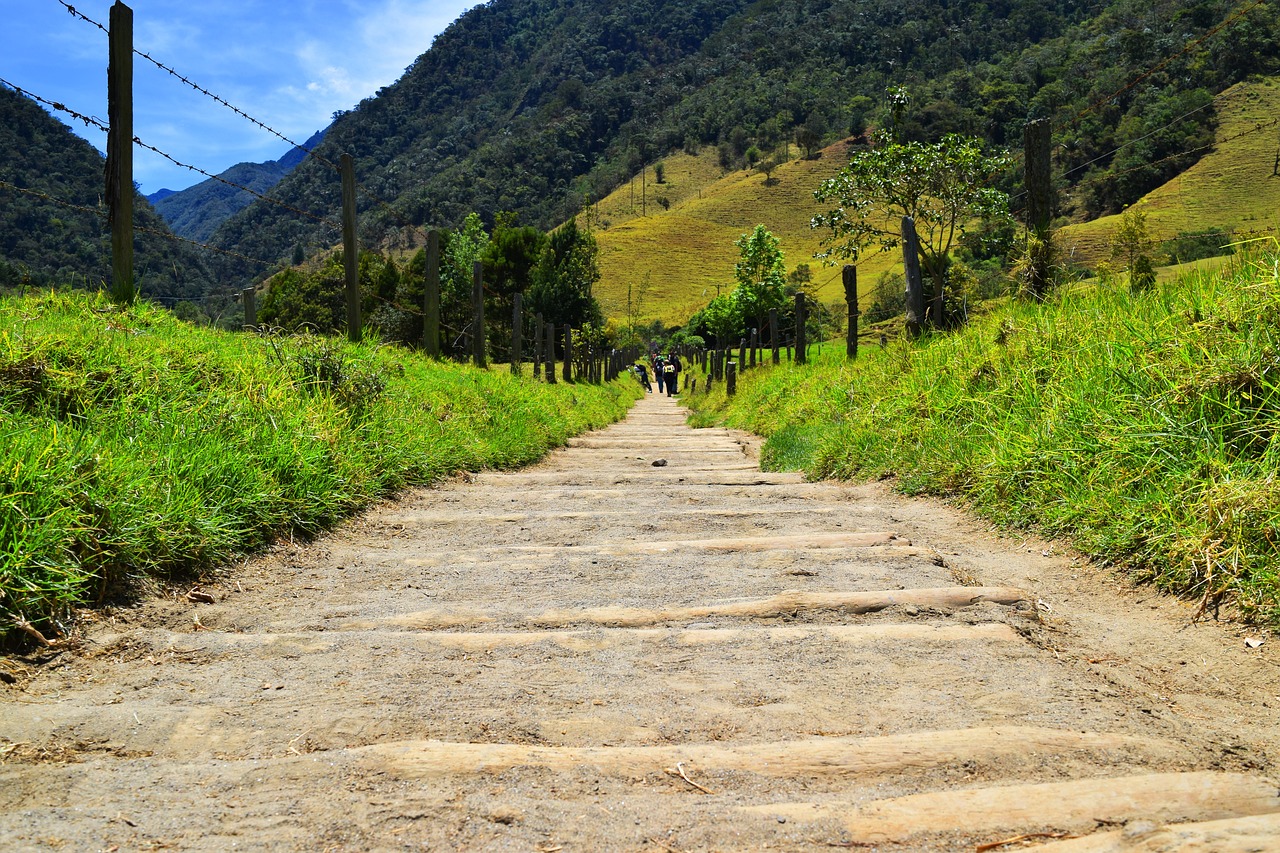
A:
[{"left": 1, "top": 394, "right": 1276, "bottom": 850}]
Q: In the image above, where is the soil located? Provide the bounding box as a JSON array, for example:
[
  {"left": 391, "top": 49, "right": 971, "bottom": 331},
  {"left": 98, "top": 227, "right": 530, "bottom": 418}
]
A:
[{"left": 2, "top": 392, "right": 1278, "bottom": 851}]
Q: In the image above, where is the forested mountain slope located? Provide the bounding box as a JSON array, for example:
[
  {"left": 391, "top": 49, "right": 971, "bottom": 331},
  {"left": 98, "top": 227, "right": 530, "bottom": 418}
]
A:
[
  {"left": 0, "top": 86, "right": 217, "bottom": 300},
  {"left": 202, "top": 0, "right": 1280, "bottom": 304},
  {"left": 150, "top": 130, "right": 327, "bottom": 244}
]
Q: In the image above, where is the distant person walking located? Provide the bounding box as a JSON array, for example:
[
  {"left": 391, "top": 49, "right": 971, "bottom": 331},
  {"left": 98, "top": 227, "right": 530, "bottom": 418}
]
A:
[
  {"left": 665, "top": 353, "right": 681, "bottom": 396},
  {"left": 634, "top": 362, "right": 651, "bottom": 392},
  {"left": 654, "top": 355, "right": 666, "bottom": 394}
]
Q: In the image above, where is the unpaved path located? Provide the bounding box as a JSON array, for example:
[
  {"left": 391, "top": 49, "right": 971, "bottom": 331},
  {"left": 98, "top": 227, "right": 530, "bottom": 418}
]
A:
[{"left": 3, "top": 393, "right": 1279, "bottom": 851}]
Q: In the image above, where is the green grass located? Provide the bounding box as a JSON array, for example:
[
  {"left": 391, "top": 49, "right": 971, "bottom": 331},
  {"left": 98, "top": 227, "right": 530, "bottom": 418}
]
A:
[
  {"left": 1, "top": 290, "right": 640, "bottom": 638},
  {"left": 684, "top": 248, "right": 1280, "bottom": 628}
]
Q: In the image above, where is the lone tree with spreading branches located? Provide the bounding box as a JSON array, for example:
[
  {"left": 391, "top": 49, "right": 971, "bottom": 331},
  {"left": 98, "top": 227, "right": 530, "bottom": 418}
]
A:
[{"left": 812, "top": 133, "right": 1010, "bottom": 328}]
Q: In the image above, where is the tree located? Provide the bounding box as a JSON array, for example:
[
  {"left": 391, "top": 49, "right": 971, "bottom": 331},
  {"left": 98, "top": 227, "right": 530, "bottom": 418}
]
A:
[
  {"left": 812, "top": 133, "right": 1010, "bottom": 328},
  {"left": 1110, "top": 208, "right": 1156, "bottom": 293},
  {"left": 794, "top": 111, "right": 827, "bottom": 158},
  {"left": 733, "top": 225, "right": 788, "bottom": 339},
  {"left": 528, "top": 218, "right": 603, "bottom": 329}
]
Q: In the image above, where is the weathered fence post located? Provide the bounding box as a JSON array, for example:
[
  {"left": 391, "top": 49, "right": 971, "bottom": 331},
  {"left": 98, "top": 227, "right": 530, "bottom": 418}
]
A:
[
  {"left": 510, "top": 292, "right": 522, "bottom": 376},
  {"left": 1023, "top": 117, "right": 1054, "bottom": 299},
  {"left": 795, "top": 293, "right": 807, "bottom": 365},
  {"left": 471, "top": 261, "right": 486, "bottom": 367},
  {"left": 749, "top": 328, "right": 758, "bottom": 368},
  {"left": 533, "top": 312, "right": 543, "bottom": 378},
  {"left": 562, "top": 325, "right": 573, "bottom": 382},
  {"left": 726, "top": 360, "right": 737, "bottom": 397},
  {"left": 902, "top": 215, "right": 925, "bottom": 338},
  {"left": 770, "top": 308, "right": 780, "bottom": 365},
  {"left": 545, "top": 322, "right": 556, "bottom": 384},
  {"left": 738, "top": 338, "right": 747, "bottom": 370},
  {"left": 106, "top": 0, "right": 134, "bottom": 305},
  {"left": 242, "top": 287, "right": 256, "bottom": 330},
  {"left": 843, "top": 264, "right": 858, "bottom": 359},
  {"left": 341, "top": 153, "right": 360, "bottom": 343},
  {"left": 423, "top": 229, "right": 441, "bottom": 357}
]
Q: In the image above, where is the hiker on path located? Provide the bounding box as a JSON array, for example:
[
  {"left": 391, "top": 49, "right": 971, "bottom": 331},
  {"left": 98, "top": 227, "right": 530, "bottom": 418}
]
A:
[
  {"left": 654, "top": 355, "right": 666, "bottom": 394},
  {"left": 665, "top": 353, "right": 682, "bottom": 396},
  {"left": 634, "top": 362, "right": 652, "bottom": 392}
]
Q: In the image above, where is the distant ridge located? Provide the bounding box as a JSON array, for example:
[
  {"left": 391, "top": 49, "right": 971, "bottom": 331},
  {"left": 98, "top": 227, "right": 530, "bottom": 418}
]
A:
[{"left": 151, "top": 128, "right": 326, "bottom": 243}]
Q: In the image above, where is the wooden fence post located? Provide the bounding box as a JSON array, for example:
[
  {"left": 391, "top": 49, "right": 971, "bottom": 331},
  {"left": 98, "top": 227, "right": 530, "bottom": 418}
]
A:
[
  {"left": 545, "top": 322, "right": 556, "bottom": 384},
  {"left": 423, "top": 229, "right": 441, "bottom": 356},
  {"left": 242, "top": 287, "right": 256, "bottom": 330},
  {"left": 726, "top": 360, "right": 737, "bottom": 397},
  {"left": 843, "top": 264, "right": 858, "bottom": 359},
  {"left": 510, "top": 292, "right": 522, "bottom": 377},
  {"left": 1024, "top": 117, "right": 1055, "bottom": 299},
  {"left": 472, "top": 260, "right": 486, "bottom": 367},
  {"left": 341, "top": 154, "right": 360, "bottom": 343},
  {"left": 770, "top": 308, "right": 780, "bottom": 364},
  {"left": 749, "top": 328, "right": 758, "bottom": 368},
  {"left": 795, "top": 293, "right": 807, "bottom": 365},
  {"left": 902, "top": 215, "right": 925, "bottom": 338},
  {"left": 738, "top": 338, "right": 747, "bottom": 370},
  {"left": 562, "top": 325, "right": 573, "bottom": 382},
  {"left": 106, "top": 0, "right": 134, "bottom": 305},
  {"left": 533, "top": 312, "right": 543, "bottom": 378}
]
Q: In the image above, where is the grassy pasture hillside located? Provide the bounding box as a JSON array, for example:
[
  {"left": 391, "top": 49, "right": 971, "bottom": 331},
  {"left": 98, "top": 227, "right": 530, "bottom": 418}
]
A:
[
  {"left": 1059, "top": 78, "right": 1280, "bottom": 266},
  {"left": 591, "top": 141, "right": 901, "bottom": 325}
]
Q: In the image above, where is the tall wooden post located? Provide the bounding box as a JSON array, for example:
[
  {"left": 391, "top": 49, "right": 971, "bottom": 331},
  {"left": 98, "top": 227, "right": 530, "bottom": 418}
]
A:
[
  {"left": 750, "top": 328, "right": 758, "bottom": 368},
  {"left": 726, "top": 360, "right": 737, "bottom": 397},
  {"left": 423, "top": 229, "right": 441, "bottom": 357},
  {"left": 533, "top": 312, "right": 543, "bottom": 378},
  {"left": 843, "top": 264, "right": 858, "bottom": 359},
  {"left": 770, "top": 309, "right": 780, "bottom": 364},
  {"left": 242, "top": 287, "right": 256, "bottom": 330},
  {"left": 1024, "top": 118, "right": 1055, "bottom": 299},
  {"left": 902, "top": 215, "right": 925, "bottom": 338},
  {"left": 545, "top": 322, "right": 556, "bottom": 384},
  {"left": 340, "top": 154, "right": 361, "bottom": 342},
  {"left": 472, "top": 260, "right": 486, "bottom": 367},
  {"left": 795, "top": 293, "right": 807, "bottom": 365},
  {"left": 562, "top": 325, "right": 573, "bottom": 382},
  {"left": 510, "top": 292, "right": 523, "bottom": 377},
  {"left": 107, "top": 1, "right": 134, "bottom": 304}
]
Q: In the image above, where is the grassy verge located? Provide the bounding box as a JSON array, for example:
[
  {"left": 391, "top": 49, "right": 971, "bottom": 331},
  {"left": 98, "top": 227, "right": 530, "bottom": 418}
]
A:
[
  {"left": 684, "top": 248, "right": 1280, "bottom": 629},
  {"left": 1, "top": 291, "right": 640, "bottom": 639}
]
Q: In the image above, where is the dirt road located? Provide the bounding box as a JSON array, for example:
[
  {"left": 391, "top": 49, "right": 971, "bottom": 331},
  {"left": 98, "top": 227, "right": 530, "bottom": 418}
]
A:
[{"left": 3, "top": 392, "right": 1279, "bottom": 851}]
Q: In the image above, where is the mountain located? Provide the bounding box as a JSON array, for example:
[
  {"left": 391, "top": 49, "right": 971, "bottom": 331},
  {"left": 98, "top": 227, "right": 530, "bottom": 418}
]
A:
[
  {"left": 0, "top": 85, "right": 218, "bottom": 304},
  {"left": 150, "top": 129, "right": 326, "bottom": 244}
]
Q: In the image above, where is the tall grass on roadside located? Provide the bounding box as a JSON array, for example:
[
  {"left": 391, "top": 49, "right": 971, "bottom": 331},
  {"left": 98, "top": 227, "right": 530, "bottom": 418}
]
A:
[
  {"left": 685, "top": 248, "right": 1280, "bottom": 627},
  {"left": 1, "top": 291, "right": 640, "bottom": 639}
]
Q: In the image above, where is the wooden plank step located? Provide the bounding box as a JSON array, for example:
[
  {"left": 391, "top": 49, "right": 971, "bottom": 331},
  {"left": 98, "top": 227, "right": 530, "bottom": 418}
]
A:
[
  {"left": 1032, "top": 812, "right": 1280, "bottom": 851},
  {"left": 741, "top": 772, "right": 1280, "bottom": 844},
  {"left": 362, "top": 727, "right": 1174, "bottom": 780},
  {"left": 366, "top": 587, "right": 1030, "bottom": 630}
]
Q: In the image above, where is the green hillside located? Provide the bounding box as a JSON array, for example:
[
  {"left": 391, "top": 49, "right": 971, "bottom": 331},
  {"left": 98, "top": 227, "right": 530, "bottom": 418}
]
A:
[
  {"left": 0, "top": 86, "right": 218, "bottom": 302},
  {"left": 1059, "top": 77, "right": 1280, "bottom": 266},
  {"left": 206, "top": 0, "right": 1280, "bottom": 300}
]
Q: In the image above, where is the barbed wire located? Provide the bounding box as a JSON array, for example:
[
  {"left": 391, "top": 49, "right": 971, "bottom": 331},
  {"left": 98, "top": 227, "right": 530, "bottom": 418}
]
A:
[
  {"left": 0, "top": 76, "right": 108, "bottom": 133},
  {"left": 130, "top": 135, "right": 343, "bottom": 231},
  {"left": 132, "top": 223, "right": 281, "bottom": 269},
  {"left": 52, "top": 0, "right": 341, "bottom": 176},
  {"left": 0, "top": 178, "right": 104, "bottom": 220},
  {"left": 1068, "top": 0, "right": 1268, "bottom": 126},
  {"left": 52, "top": 0, "right": 107, "bottom": 34}
]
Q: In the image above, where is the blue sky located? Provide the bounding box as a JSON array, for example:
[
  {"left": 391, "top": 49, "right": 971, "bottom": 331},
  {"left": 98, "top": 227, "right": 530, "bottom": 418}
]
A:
[{"left": 1, "top": 0, "right": 477, "bottom": 193}]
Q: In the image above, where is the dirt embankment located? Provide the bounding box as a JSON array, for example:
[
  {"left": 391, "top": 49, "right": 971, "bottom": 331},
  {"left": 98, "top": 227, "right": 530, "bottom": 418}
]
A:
[{"left": 2, "top": 393, "right": 1278, "bottom": 851}]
